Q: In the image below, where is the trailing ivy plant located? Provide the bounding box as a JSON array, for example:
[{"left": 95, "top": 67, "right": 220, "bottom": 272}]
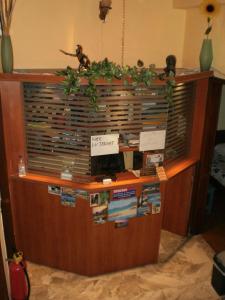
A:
[{"left": 57, "top": 58, "right": 175, "bottom": 111}]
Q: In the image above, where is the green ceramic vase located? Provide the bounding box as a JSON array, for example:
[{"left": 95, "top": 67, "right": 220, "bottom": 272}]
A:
[
  {"left": 1, "top": 35, "right": 13, "bottom": 73},
  {"left": 199, "top": 39, "right": 213, "bottom": 72}
]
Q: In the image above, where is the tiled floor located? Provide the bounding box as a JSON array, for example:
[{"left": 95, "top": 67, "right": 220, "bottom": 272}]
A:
[{"left": 27, "top": 231, "right": 220, "bottom": 300}]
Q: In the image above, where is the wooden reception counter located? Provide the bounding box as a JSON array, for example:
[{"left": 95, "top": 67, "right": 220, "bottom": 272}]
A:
[{"left": 0, "top": 70, "right": 221, "bottom": 276}]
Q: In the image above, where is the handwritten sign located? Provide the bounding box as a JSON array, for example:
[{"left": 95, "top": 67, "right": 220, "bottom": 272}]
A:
[
  {"left": 91, "top": 134, "right": 119, "bottom": 156},
  {"left": 139, "top": 130, "right": 166, "bottom": 151}
]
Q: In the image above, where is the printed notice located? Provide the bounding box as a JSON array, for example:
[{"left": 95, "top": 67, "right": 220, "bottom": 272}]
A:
[
  {"left": 139, "top": 130, "right": 166, "bottom": 151},
  {"left": 91, "top": 134, "right": 119, "bottom": 156}
]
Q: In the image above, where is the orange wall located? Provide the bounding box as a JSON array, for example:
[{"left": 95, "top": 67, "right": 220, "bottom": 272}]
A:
[
  {"left": 182, "top": 5, "right": 225, "bottom": 130},
  {"left": 10, "top": 0, "right": 186, "bottom": 69},
  {"left": 182, "top": 5, "right": 225, "bottom": 72}
]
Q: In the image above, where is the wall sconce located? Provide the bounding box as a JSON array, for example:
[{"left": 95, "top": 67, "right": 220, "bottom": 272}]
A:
[{"left": 99, "top": 0, "right": 112, "bottom": 22}]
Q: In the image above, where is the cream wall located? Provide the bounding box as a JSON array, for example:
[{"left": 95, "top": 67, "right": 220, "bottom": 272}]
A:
[
  {"left": 182, "top": 5, "right": 225, "bottom": 130},
  {"left": 11, "top": 0, "right": 77, "bottom": 68},
  {"left": 182, "top": 5, "right": 225, "bottom": 72},
  {"left": 10, "top": 0, "right": 186, "bottom": 69}
]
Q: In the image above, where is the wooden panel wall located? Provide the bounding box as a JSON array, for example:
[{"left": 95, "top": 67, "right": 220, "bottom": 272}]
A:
[
  {"left": 11, "top": 178, "right": 164, "bottom": 276},
  {"left": 190, "top": 77, "right": 225, "bottom": 233},
  {"left": 0, "top": 90, "right": 15, "bottom": 256},
  {"left": 190, "top": 78, "right": 209, "bottom": 160},
  {"left": 163, "top": 166, "right": 194, "bottom": 236},
  {"left": 0, "top": 81, "right": 27, "bottom": 176}
]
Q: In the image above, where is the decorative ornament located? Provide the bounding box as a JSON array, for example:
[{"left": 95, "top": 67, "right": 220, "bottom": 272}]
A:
[
  {"left": 99, "top": 0, "right": 112, "bottom": 22},
  {"left": 199, "top": 18, "right": 213, "bottom": 71},
  {"left": 164, "top": 55, "right": 177, "bottom": 77},
  {"left": 0, "top": 0, "right": 17, "bottom": 35},
  {"left": 59, "top": 44, "right": 90, "bottom": 71},
  {"left": 198, "top": 0, "right": 221, "bottom": 72},
  {"left": 0, "top": 0, "right": 17, "bottom": 73},
  {"left": 200, "top": 0, "right": 221, "bottom": 17}
]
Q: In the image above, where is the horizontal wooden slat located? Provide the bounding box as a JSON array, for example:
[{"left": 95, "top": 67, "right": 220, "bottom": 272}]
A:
[
  {"left": 23, "top": 81, "right": 196, "bottom": 179},
  {"left": 165, "top": 81, "right": 195, "bottom": 163}
]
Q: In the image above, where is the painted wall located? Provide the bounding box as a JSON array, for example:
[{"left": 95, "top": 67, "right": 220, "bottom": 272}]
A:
[
  {"left": 182, "top": 5, "right": 225, "bottom": 130},
  {"left": 174, "top": 0, "right": 225, "bottom": 9},
  {"left": 182, "top": 5, "right": 225, "bottom": 73},
  {"left": 10, "top": 0, "right": 186, "bottom": 69},
  {"left": 11, "top": 0, "right": 77, "bottom": 69}
]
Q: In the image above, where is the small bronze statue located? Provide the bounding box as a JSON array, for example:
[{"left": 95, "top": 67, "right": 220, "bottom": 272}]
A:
[
  {"left": 99, "top": 0, "right": 112, "bottom": 22},
  {"left": 137, "top": 59, "right": 144, "bottom": 68},
  {"left": 164, "top": 55, "right": 176, "bottom": 77},
  {"left": 60, "top": 44, "right": 90, "bottom": 70}
]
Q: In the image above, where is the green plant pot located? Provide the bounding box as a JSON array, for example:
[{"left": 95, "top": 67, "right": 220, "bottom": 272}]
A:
[
  {"left": 199, "top": 39, "right": 213, "bottom": 72},
  {"left": 1, "top": 35, "right": 13, "bottom": 73}
]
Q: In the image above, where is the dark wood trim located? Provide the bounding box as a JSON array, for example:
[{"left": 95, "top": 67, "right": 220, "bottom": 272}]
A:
[
  {"left": 0, "top": 96, "right": 10, "bottom": 199},
  {"left": 190, "top": 77, "right": 225, "bottom": 234},
  {"left": 0, "top": 94, "right": 15, "bottom": 257},
  {"left": 163, "top": 165, "right": 195, "bottom": 236},
  {"left": 0, "top": 69, "right": 213, "bottom": 84},
  {"left": 190, "top": 78, "right": 210, "bottom": 160}
]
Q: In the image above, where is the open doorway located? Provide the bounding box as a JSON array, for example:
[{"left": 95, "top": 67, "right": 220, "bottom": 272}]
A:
[{"left": 202, "top": 84, "right": 225, "bottom": 252}]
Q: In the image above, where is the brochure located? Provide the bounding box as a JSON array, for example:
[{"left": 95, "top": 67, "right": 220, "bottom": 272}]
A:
[
  {"left": 92, "top": 205, "right": 108, "bottom": 224},
  {"left": 108, "top": 196, "right": 137, "bottom": 221},
  {"left": 137, "top": 196, "right": 151, "bottom": 217},
  {"left": 48, "top": 185, "right": 62, "bottom": 195},
  {"left": 112, "top": 188, "right": 136, "bottom": 200},
  {"left": 61, "top": 187, "right": 76, "bottom": 207},
  {"left": 75, "top": 189, "right": 89, "bottom": 200},
  {"left": 90, "top": 191, "right": 110, "bottom": 207}
]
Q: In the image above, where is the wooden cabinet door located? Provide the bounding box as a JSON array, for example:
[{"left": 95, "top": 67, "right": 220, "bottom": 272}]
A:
[{"left": 163, "top": 166, "right": 195, "bottom": 236}]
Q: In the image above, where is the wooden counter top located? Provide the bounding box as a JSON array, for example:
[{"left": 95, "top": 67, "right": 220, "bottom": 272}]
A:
[
  {"left": 0, "top": 69, "right": 213, "bottom": 84},
  {"left": 11, "top": 157, "right": 198, "bottom": 191}
]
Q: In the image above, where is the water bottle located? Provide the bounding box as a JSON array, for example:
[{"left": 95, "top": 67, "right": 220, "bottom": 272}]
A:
[{"left": 18, "top": 156, "right": 26, "bottom": 177}]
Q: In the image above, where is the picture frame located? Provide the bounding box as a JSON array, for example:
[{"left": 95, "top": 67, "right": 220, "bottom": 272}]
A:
[{"left": 90, "top": 193, "right": 100, "bottom": 207}]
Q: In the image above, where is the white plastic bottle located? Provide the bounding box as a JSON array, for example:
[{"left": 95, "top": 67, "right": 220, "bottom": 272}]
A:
[{"left": 18, "top": 156, "right": 26, "bottom": 177}]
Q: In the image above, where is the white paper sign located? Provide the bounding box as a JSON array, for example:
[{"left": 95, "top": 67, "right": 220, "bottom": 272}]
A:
[
  {"left": 139, "top": 130, "right": 166, "bottom": 151},
  {"left": 91, "top": 134, "right": 119, "bottom": 156}
]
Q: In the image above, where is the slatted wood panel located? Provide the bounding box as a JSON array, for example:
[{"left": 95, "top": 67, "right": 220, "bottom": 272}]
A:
[
  {"left": 165, "top": 82, "right": 195, "bottom": 163},
  {"left": 23, "top": 82, "right": 196, "bottom": 180}
]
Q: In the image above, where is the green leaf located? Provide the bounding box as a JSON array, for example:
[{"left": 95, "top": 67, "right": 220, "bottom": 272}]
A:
[
  {"left": 205, "top": 26, "right": 212, "bottom": 36},
  {"left": 56, "top": 59, "right": 174, "bottom": 110}
]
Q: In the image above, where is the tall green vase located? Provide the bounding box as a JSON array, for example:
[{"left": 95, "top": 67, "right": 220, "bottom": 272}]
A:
[
  {"left": 1, "top": 35, "right": 13, "bottom": 73},
  {"left": 199, "top": 39, "right": 213, "bottom": 72}
]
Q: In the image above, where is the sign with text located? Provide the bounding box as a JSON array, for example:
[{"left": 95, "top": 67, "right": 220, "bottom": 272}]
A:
[
  {"left": 91, "top": 134, "right": 119, "bottom": 156},
  {"left": 139, "top": 130, "right": 166, "bottom": 151}
]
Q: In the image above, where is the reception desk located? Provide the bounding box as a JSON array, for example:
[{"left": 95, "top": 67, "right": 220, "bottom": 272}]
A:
[{"left": 0, "top": 70, "right": 217, "bottom": 275}]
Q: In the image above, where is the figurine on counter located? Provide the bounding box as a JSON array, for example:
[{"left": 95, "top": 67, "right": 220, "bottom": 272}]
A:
[
  {"left": 60, "top": 44, "right": 90, "bottom": 71},
  {"left": 164, "top": 55, "right": 176, "bottom": 77},
  {"left": 137, "top": 59, "right": 144, "bottom": 68},
  {"left": 99, "top": 0, "right": 112, "bottom": 22}
]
